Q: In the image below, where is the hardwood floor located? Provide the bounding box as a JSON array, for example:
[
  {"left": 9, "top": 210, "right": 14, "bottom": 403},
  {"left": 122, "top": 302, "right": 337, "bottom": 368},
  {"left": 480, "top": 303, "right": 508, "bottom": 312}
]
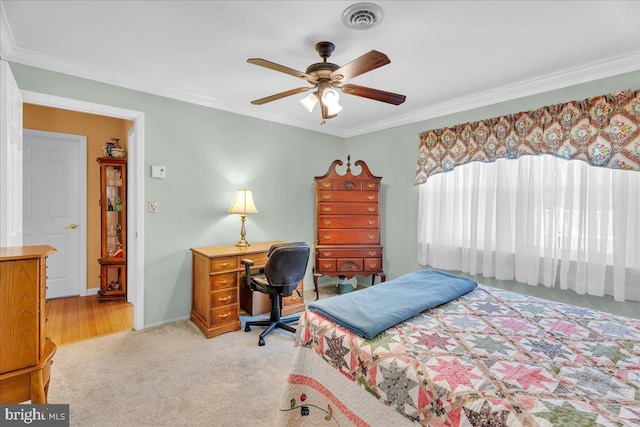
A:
[{"left": 46, "top": 295, "right": 133, "bottom": 346}]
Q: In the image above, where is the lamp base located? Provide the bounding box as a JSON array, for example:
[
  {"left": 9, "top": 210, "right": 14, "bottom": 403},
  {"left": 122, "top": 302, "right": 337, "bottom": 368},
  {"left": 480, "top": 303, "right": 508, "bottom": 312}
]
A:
[{"left": 235, "top": 240, "right": 250, "bottom": 247}]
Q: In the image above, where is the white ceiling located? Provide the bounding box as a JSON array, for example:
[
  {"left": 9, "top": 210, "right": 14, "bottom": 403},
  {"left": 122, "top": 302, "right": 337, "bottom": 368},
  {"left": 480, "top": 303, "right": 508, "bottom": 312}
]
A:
[{"left": 1, "top": 1, "right": 639, "bottom": 137}]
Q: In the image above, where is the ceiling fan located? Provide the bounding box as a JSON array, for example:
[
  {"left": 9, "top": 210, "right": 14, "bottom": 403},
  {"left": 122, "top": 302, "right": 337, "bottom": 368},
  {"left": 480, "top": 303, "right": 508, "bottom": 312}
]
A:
[{"left": 247, "top": 41, "right": 406, "bottom": 124}]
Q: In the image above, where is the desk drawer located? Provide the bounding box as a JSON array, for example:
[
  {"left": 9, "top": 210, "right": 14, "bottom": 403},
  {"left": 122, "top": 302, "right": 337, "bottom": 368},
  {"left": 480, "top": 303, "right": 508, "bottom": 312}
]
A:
[
  {"left": 211, "top": 288, "right": 237, "bottom": 307},
  {"left": 210, "top": 273, "right": 236, "bottom": 290},
  {"left": 211, "top": 257, "right": 237, "bottom": 272},
  {"left": 211, "top": 305, "right": 237, "bottom": 325},
  {"left": 241, "top": 253, "right": 268, "bottom": 268}
]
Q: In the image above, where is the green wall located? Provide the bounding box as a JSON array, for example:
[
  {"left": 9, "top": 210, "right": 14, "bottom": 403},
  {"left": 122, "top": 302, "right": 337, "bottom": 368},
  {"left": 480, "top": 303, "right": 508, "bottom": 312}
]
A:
[
  {"left": 10, "top": 63, "right": 344, "bottom": 326},
  {"left": 10, "top": 62, "right": 640, "bottom": 324}
]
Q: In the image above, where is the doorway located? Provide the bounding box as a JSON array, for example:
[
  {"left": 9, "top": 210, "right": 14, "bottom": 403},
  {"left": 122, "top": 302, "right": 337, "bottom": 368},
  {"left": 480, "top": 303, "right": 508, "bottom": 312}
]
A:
[{"left": 21, "top": 90, "right": 145, "bottom": 331}]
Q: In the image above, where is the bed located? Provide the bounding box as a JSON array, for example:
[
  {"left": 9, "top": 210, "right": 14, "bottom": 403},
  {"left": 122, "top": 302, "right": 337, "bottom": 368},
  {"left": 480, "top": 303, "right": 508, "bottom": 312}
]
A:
[{"left": 276, "top": 270, "right": 640, "bottom": 426}]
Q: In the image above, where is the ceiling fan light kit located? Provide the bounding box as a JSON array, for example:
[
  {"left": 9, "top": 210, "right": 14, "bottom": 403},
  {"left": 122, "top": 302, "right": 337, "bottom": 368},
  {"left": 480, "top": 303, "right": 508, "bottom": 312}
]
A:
[{"left": 247, "top": 5, "right": 404, "bottom": 125}]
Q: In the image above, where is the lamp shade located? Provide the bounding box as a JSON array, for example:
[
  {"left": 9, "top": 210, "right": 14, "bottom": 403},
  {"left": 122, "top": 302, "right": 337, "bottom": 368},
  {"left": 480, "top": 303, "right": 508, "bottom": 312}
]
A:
[{"left": 228, "top": 188, "right": 258, "bottom": 215}]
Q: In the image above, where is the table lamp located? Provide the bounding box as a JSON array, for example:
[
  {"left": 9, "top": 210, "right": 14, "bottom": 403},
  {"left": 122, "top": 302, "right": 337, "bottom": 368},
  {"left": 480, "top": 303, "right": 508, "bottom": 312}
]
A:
[{"left": 228, "top": 188, "right": 258, "bottom": 247}]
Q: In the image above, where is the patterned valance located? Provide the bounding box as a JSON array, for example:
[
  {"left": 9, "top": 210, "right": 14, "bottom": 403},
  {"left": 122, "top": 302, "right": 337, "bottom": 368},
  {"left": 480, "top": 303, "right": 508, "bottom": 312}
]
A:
[{"left": 415, "top": 89, "right": 640, "bottom": 184}]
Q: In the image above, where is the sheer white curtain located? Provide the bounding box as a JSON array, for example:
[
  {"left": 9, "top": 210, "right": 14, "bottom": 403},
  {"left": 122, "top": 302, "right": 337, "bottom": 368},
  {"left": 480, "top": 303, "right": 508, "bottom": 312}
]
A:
[{"left": 417, "top": 155, "right": 640, "bottom": 301}]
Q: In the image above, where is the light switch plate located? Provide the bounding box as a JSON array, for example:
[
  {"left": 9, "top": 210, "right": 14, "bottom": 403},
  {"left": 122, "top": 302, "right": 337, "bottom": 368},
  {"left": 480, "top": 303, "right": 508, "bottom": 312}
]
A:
[{"left": 148, "top": 201, "right": 157, "bottom": 213}]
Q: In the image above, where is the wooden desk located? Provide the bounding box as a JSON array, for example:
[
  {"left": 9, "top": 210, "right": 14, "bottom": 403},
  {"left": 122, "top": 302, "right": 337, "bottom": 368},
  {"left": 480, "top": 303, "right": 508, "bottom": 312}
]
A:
[{"left": 190, "top": 241, "right": 306, "bottom": 338}]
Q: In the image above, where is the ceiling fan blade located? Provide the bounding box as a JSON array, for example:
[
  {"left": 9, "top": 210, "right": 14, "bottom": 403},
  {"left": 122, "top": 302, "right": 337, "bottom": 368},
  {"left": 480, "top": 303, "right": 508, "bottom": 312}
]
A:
[
  {"left": 330, "top": 50, "right": 390, "bottom": 82},
  {"left": 247, "top": 58, "right": 317, "bottom": 83},
  {"left": 340, "top": 84, "right": 406, "bottom": 105},
  {"left": 250, "top": 87, "right": 312, "bottom": 105}
]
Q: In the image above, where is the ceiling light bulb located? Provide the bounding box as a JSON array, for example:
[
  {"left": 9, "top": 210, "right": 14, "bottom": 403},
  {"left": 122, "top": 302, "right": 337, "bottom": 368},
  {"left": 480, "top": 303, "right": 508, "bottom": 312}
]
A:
[
  {"left": 322, "top": 88, "right": 340, "bottom": 106},
  {"left": 327, "top": 101, "right": 343, "bottom": 116},
  {"left": 300, "top": 92, "right": 318, "bottom": 112}
]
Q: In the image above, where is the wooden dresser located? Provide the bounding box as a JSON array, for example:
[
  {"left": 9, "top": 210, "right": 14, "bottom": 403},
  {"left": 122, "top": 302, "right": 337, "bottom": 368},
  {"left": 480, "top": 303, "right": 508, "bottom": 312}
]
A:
[
  {"left": 0, "top": 245, "right": 57, "bottom": 404},
  {"left": 190, "top": 241, "right": 305, "bottom": 338},
  {"left": 312, "top": 157, "right": 386, "bottom": 298}
]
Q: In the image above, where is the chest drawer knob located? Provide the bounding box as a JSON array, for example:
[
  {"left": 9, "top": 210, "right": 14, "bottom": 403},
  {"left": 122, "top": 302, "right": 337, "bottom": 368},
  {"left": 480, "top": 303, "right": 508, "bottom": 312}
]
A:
[
  {"left": 366, "top": 183, "right": 375, "bottom": 188},
  {"left": 367, "top": 207, "right": 375, "bottom": 212},
  {"left": 322, "top": 182, "right": 331, "bottom": 188},
  {"left": 323, "top": 220, "right": 332, "bottom": 225},
  {"left": 368, "top": 235, "right": 375, "bottom": 240},
  {"left": 322, "top": 207, "right": 332, "bottom": 212},
  {"left": 369, "top": 251, "right": 377, "bottom": 256},
  {"left": 322, "top": 251, "right": 332, "bottom": 256},
  {"left": 323, "top": 235, "right": 332, "bottom": 240},
  {"left": 368, "top": 220, "right": 375, "bottom": 225},
  {"left": 367, "top": 195, "right": 376, "bottom": 200},
  {"left": 323, "top": 263, "right": 332, "bottom": 269},
  {"left": 322, "top": 194, "right": 332, "bottom": 200}
]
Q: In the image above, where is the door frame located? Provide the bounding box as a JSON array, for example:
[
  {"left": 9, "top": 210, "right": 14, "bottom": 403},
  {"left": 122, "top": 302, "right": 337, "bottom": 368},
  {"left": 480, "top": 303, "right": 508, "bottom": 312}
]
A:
[
  {"left": 23, "top": 128, "right": 87, "bottom": 298},
  {"left": 22, "top": 90, "right": 146, "bottom": 331}
]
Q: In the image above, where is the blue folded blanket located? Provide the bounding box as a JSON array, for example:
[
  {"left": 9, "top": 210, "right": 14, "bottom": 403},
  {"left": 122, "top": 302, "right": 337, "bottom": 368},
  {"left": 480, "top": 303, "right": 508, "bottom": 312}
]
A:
[{"left": 307, "top": 269, "right": 477, "bottom": 339}]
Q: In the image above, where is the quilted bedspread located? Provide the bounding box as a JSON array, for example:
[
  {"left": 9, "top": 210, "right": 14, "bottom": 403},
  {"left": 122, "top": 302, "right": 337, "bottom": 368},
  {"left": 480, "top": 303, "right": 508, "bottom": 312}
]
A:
[{"left": 278, "top": 284, "right": 640, "bottom": 426}]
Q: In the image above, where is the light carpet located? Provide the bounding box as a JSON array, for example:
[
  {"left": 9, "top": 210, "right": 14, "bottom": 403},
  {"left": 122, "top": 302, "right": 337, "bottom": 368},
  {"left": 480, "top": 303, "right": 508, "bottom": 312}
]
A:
[
  {"left": 48, "top": 285, "right": 342, "bottom": 426},
  {"left": 49, "top": 319, "right": 297, "bottom": 426}
]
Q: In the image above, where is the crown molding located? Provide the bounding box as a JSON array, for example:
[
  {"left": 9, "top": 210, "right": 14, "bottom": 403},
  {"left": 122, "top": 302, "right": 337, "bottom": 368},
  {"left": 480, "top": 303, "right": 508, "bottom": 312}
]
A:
[
  {"left": 0, "top": 2, "right": 17, "bottom": 60},
  {"left": 343, "top": 50, "right": 640, "bottom": 138},
  {"left": 4, "top": 36, "right": 639, "bottom": 139}
]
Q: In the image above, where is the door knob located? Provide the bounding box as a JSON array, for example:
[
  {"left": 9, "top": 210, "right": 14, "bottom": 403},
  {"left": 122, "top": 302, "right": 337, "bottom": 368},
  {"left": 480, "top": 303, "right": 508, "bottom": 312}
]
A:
[{"left": 65, "top": 223, "right": 78, "bottom": 229}]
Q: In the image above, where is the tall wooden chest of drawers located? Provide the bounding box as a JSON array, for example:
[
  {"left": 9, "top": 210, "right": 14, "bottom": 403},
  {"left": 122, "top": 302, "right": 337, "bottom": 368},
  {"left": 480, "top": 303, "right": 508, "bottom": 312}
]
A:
[
  {"left": 190, "top": 241, "right": 305, "bottom": 338},
  {"left": 0, "top": 245, "right": 57, "bottom": 404},
  {"left": 312, "top": 157, "right": 386, "bottom": 298}
]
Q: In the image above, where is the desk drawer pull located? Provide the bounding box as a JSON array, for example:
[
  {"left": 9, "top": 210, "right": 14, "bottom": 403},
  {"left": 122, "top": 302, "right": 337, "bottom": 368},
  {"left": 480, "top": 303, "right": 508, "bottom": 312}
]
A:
[
  {"left": 217, "top": 279, "right": 230, "bottom": 285},
  {"left": 218, "top": 313, "right": 230, "bottom": 319},
  {"left": 218, "top": 296, "right": 231, "bottom": 303}
]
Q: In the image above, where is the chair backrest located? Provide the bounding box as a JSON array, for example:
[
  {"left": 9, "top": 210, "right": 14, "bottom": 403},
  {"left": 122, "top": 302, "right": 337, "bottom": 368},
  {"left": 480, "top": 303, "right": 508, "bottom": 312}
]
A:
[{"left": 264, "top": 242, "right": 310, "bottom": 288}]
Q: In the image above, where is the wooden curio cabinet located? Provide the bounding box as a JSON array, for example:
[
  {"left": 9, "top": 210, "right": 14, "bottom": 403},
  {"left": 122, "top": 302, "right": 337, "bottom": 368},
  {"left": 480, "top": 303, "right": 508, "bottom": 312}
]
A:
[{"left": 97, "top": 157, "right": 127, "bottom": 302}]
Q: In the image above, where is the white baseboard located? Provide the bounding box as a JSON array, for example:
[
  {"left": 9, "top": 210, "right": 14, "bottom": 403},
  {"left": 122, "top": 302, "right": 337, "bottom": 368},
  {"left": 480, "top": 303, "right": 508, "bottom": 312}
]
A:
[{"left": 86, "top": 287, "right": 100, "bottom": 296}]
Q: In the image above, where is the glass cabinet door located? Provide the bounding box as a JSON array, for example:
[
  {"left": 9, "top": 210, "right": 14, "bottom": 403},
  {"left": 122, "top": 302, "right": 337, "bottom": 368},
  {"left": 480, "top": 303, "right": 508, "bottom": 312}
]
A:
[{"left": 98, "top": 157, "right": 127, "bottom": 302}]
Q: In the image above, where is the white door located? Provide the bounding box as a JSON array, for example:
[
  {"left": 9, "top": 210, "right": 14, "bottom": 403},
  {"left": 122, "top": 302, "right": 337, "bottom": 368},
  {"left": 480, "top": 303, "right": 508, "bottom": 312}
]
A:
[
  {"left": 0, "top": 60, "right": 23, "bottom": 247},
  {"left": 23, "top": 129, "right": 86, "bottom": 298}
]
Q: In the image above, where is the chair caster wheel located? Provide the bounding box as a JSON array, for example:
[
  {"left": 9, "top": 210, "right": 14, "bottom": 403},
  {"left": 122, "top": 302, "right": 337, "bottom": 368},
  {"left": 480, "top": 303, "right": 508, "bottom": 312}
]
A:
[
  {"left": 245, "top": 325, "right": 251, "bottom": 332},
  {"left": 258, "top": 337, "right": 265, "bottom": 346}
]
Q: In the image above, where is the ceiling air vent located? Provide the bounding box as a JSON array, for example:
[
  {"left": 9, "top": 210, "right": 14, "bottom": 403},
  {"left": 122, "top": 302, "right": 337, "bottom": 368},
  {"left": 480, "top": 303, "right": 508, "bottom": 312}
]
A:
[{"left": 342, "top": 3, "right": 384, "bottom": 30}]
